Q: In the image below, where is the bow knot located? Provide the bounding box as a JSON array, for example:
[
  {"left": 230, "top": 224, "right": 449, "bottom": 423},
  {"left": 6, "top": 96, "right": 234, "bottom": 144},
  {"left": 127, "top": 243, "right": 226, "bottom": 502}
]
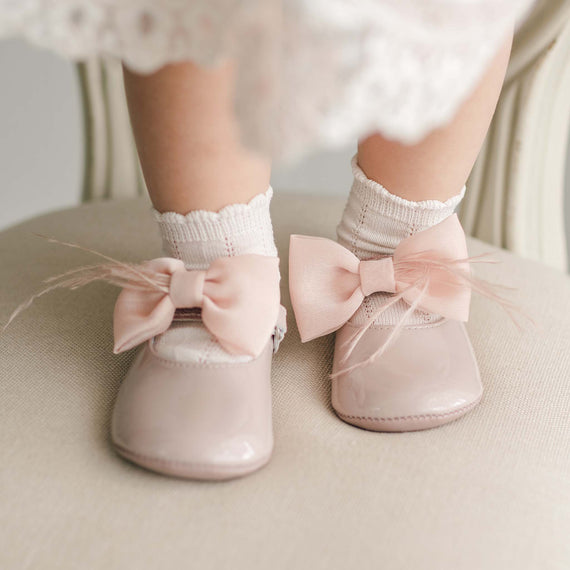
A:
[
  {"left": 169, "top": 268, "right": 205, "bottom": 308},
  {"left": 359, "top": 257, "right": 396, "bottom": 296}
]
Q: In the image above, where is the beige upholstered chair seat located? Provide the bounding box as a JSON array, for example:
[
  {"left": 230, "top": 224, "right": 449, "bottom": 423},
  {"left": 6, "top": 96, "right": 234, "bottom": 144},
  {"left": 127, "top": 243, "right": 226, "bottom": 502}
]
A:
[{"left": 1, "top": 194, "right": 569, "bottom": 569}]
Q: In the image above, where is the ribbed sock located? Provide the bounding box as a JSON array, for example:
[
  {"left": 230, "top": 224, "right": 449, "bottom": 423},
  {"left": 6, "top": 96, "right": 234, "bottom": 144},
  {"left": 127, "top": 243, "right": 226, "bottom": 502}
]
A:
[{"left": 336, "top": 155, "right": 465, "bottom": 327}]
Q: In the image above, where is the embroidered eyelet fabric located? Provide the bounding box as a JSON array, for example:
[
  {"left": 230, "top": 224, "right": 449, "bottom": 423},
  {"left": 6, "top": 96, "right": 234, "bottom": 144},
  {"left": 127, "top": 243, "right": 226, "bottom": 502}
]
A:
[{"left": 0, "top": 0, "right": 536, "bottom": 160}]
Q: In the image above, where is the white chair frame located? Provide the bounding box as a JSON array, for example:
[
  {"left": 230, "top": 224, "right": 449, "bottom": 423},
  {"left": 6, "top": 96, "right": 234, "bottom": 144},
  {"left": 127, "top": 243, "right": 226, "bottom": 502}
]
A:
[{"left": 462, "top": 0, "right": 570, "bottom": 272}]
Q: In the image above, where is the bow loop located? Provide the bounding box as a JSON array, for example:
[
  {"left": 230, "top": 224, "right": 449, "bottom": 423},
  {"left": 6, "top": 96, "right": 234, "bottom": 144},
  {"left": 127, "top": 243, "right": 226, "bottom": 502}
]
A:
[
  {"left": 113, "top": 257, "right": 185, "bottom": 353},
  {"left": 392, "top": 252, "right": 471, "bottom": 321},
  {"left": 200, "top": 255, "right": 281, "bottom": 356},
  {"left": 288, "top": 235, "right": 363, "bottom": 342}
]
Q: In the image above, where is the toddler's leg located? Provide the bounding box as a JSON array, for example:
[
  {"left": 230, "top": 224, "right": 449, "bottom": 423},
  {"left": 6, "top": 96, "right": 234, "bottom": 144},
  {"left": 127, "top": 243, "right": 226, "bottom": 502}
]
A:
[
  {"left": 338, "top": 31, "right": 514, "bottom": 328},
  {"left": 112, "top": 60, "right": 279, "bottom": 480},
  {"left": 123, "top": 60, "right": 277, "bottom": 363},
  {"left": 357, "top": 32, "right": 513, "bottom": 203},
  {"left": 123, "top": 59, "right": 271, "bottom": 212}
]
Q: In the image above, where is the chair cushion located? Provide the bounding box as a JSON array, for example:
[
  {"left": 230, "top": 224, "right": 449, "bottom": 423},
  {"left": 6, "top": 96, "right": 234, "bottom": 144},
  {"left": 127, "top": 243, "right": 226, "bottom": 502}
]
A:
[{"left": 1, "top": 194, "right": 569, "bottom": 569}]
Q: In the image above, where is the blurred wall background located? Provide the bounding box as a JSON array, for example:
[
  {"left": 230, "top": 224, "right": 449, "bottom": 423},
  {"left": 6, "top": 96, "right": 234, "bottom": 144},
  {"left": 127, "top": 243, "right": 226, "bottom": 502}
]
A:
[{"left": 1, "top": 39, "right": 569, "bottom": 266}]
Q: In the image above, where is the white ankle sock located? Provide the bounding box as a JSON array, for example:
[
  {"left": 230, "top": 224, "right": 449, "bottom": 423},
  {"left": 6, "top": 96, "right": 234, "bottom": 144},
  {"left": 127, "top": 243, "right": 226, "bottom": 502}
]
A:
[
  {"left": 151, "top": 187, "right": 278, "bottom": 363},
  {"left": 336, "top": 156, "right": 465, "bottom": 327}
]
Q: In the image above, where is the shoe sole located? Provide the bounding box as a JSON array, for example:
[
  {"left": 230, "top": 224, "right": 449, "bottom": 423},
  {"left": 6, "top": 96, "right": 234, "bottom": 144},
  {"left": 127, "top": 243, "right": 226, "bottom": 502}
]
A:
[
  {"left": 113, "top": 441, "right": 272, "bottom": 481},
  {"left": 333, "top": 396, "right": 482, "bottom": 432}
]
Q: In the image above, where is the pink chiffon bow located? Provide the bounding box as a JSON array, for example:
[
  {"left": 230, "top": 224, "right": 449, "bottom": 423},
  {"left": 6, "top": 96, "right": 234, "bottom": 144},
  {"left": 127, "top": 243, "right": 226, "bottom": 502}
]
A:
[
  {"left": 2, "top": 235, "right": 282, "bottom": 359},
  {"left": 289, "top": 214, "right": 471, "bottom": 342},
  {"left": 289, "top": 214, "right": 526, "bottom": 374},
  {"left": 113, "top": 255, "right": 281, "bottom": 356}
]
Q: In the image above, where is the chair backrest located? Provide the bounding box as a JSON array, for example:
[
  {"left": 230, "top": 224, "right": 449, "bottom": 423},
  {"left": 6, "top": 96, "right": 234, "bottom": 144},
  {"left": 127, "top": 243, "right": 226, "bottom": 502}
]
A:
[
  {"left": 462, "top": 0, "right": 570, "bottom": 272},
  {"left": 76, "top": 0, "right": 570, "bottom": 271},
  {"left": 77, "top": 60, "right": 145, "bottom": 203}
]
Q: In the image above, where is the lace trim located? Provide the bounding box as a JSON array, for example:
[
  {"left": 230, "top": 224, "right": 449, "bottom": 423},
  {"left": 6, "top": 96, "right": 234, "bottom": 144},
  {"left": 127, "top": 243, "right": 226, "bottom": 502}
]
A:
[{"left": 0, "top": 0, "right": 536, "bottom": 160}]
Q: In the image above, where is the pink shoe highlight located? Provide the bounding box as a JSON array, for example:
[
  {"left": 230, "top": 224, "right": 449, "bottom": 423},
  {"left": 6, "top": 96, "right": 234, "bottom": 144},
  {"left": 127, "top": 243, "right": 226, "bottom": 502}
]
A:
[
  {"left": 331, "top": 320, "right": 482, "bottom": 432},
  {"left": 112, "top": 338, "right": 277, "bottom": 480},
  {"left": 111, "top": 305, "right": 286, "bottom": 480}
]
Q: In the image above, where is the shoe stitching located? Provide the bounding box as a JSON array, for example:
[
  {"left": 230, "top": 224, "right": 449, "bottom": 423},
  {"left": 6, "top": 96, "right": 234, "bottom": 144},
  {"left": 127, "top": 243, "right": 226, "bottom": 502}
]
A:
[{"left": 335, "top": 398, "right": 480, "bottom": 423}]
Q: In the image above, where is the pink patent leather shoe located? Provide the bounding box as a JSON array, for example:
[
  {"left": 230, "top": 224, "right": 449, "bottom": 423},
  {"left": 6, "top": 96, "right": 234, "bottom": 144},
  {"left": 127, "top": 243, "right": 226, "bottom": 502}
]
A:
[
  {"left": 107, "top": 255, "right": 286, "bottom": 479},
  {"left": 4, "top": 246, "right": 286, "bottom": 479},
  {"left": 289, "top": 214, "right": 519, "bottom": 433},
  {"left": 331, "top": 319, "right": 481, "bottom": 431},
  {"left": 112, "top": 310, "right": 286, "bottom": 479}
]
